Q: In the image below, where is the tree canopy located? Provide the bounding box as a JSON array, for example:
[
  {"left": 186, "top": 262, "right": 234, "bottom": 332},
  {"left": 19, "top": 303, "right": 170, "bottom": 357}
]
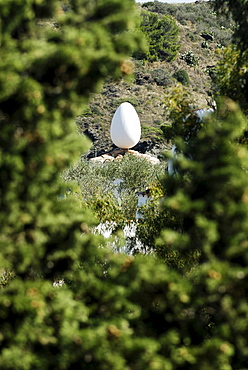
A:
[{"left": 135, "top": 10, "right": 180, "bottom": 62}]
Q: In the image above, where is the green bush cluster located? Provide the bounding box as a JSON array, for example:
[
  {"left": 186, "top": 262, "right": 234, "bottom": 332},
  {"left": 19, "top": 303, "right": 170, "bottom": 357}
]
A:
[
  {"left": 135, "top": 67, "right": 172, "bottom": 86},
  {"left": 150, "top": 68, "right": 172, "bottom": 86},
  {"left": 172, "top": 70, "right": 190, "bottom": 86},
  {"left": 142, "top": 1, "right": 233, "bottom": 45},
  {"left": 142, "top": 1, "right": 233, "bottom": 30},
  {"left": 135, "top": 10, "right": 180, "bottom": 62}
]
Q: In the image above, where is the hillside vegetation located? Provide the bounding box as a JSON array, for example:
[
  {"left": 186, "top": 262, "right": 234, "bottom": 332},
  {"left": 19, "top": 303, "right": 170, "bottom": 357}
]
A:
[{"left": 77, "top": 1, "right": 234, "bottom": 156}]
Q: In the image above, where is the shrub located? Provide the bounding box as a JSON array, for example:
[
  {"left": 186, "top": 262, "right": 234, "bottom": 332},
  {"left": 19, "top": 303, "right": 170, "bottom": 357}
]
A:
[
  {"left": 150, "top": 68, "right": 172, "bottom": 86},
  {"left": 136, "top": 10, "right": 180, "bottom": 62},
  {"left": 173, "top": 69, "right": 190, "bottom": 86},
  {"left": 187, "top": 32, "right": 199, "bottom": 42},
  {"left": 65, "top": 154, "right": 166, "bottom": 226},
  {"left": 181, "top": 50, "right": 199, "bottom": 66}
]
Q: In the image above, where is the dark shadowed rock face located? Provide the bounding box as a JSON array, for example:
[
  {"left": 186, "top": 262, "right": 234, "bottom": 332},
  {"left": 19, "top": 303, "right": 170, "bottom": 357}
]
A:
[{"left": 200, "top": 33, "right": 214, "bottom": 41}]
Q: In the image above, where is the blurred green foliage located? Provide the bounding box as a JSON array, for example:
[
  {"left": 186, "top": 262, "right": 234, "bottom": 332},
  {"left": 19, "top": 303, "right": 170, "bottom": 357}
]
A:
[
  {"left": 212, "top": 0, "right": 248, "bottom": 138},
  {"left": 1, "top": 0, "right": 248, "bottom": 369},
  {"left": 214, "top": 46, "right": 248, "bottom": 116},
  {"left": 213, "top": 0, "right": 248, "bottom": 50},
  {"left": 162, "top": 85, "right": 202, "bottom": 143}
]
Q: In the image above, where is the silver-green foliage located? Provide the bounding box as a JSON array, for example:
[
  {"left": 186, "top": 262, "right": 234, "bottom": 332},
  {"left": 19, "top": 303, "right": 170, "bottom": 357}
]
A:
[{"left": 65, "top": 154, "right": 166, "bottom": 224}]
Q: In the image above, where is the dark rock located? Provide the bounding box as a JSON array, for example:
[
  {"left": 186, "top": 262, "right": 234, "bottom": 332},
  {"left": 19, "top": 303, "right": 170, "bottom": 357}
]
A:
[{"left": 200, "top": 33, "right": 214, "bottom": 41}]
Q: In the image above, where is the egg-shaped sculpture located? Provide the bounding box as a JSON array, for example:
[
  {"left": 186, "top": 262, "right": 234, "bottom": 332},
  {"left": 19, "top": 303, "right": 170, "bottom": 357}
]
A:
[{"left": 110, "top": 102, "right": 141, "bottom": 149}]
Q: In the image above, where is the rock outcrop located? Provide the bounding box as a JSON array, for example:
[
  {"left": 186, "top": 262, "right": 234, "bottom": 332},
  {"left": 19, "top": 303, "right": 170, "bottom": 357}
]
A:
[{"left": 89, "top": 148, "right": 160, "bottom": 165}]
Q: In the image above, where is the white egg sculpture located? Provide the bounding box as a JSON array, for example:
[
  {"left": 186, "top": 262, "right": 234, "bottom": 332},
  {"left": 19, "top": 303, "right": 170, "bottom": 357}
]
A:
[{"left": 110, "top": 102, "right": 141, "bottom": 149}]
